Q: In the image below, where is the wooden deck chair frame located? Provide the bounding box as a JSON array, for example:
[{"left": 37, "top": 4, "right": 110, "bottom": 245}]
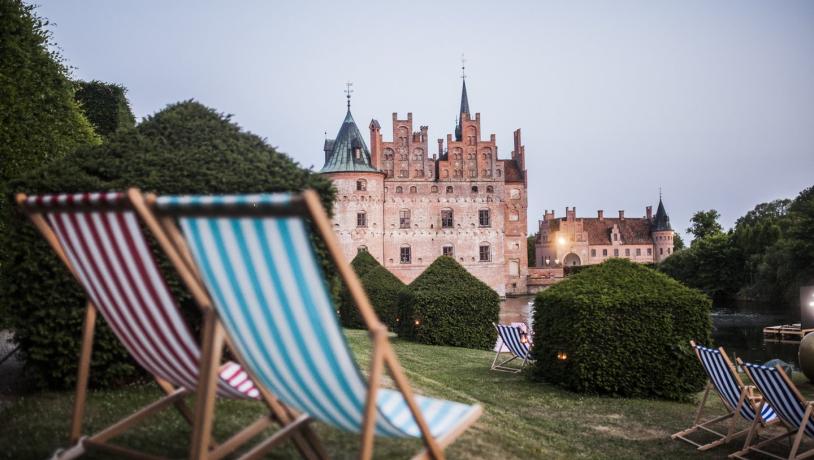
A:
[
  {"left": 730, "top": 359, "right": 814, "bottom": 460},
  {"left": 16, "top": 192, "right": 323, "bottom": 460},
  {"left": 672, "top": 340, "right": 774, "bottom": 451},
  {"left": 142, "top": 188, "right": 483, "bottom": 460},
  {"left": 490, "top": 323, "right": 531, "bottom": 373}
]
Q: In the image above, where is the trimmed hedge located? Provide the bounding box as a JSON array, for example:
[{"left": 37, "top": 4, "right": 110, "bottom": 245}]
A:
[
  {"left": 74, "top": 80, "right": 136, "bottom": 139},
  {"left": 351, "top": 250, "right": 380, "bottom": 279},
  {"left": 531, "top": 258, "right": 711, "bottom": 400},
  {"left": 339, "top": 252, "right": 405, "bottom": 330},
  {"left": 0, "top": 101, "right": 335, "bottom": 389},
  {"left": 398, "top": 256, "right": 499, "bottom": 349}
]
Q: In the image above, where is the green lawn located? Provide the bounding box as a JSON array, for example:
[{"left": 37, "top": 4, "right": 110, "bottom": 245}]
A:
[{"left": 1, "top": 330, "right": 810, "bottom": 459}]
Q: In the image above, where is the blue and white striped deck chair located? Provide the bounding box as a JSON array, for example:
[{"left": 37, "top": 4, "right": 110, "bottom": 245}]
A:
[
  {"left": 491, "top": 323, "right": 532, "bottom": 373},
  {"left": 672, "top": 341, "right": 777, "bottom": 451},
  {"left": 731, "top": 361, "right": 814, "bottom": 460},
  {"left": 151, "top": 190, "right": 483, "bottom": 460}
]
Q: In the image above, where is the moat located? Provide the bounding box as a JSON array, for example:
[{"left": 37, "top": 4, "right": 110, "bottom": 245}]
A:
[{"left": 501, "top": 295, "right": 801, "bottom": 367}]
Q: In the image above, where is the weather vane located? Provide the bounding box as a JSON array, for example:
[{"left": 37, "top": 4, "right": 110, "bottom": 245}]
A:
[
  {"left": 344, "top": 81, "right": 354, "bottom": 110},
  {"left": 461, "top": 54, "right": 466, "bottom": 80},
  {"left": 659, "top": 187, "right": 662, "bottom": 200}
]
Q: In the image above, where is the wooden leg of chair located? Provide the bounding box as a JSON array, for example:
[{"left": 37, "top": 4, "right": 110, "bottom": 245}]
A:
[
  {"left": 790, "top": 404, "right": 813, "bottom": 459},
  {"left": 70, "top": 303, "right": 97, "bottom": 444},
  {"left": 190, "top": 312, "right": 226, "bottom": 460},
  {"left": 694, "top": 382, "right": 712, "bottom": 425},
  {"left": 360, "top": 327, "right": 386, "bottom": 460}
]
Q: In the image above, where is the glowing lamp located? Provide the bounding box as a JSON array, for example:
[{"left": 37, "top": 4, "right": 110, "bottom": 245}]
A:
[
  {"left": 557, "top": 236, "right": 566, "bottom": 245},
  {"left": 556, "top": 351, "right": 568, "bottom": 361},
  {"left": 414, "top": 319, "right": 420, "bottom": 326}
]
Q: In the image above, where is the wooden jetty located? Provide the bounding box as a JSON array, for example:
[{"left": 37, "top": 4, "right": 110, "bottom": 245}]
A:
[{"left": 763, "top": 323, "right": 814, "bottom": 343}]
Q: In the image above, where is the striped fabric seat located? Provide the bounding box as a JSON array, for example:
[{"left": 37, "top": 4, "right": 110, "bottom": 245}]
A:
[
  {"left": 695, "top": 345, "right": 776, "bottom": 423},
  {"left": 744, "top": 363, "right": 812, "bottom": 435},
  {"left": 157, "top": 193, "right": 481, "bottom": 439},
  {"left": 495, "top": 324, "right": 531, "bottom": 360},
  {"left": 27, "top": 192, "right": 259, "bottom": 400}
]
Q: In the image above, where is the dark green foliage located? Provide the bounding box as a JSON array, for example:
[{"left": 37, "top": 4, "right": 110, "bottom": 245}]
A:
[
  {"left": 398, "top": 256, "right": 499, "bottom": 349},
  {"left": 527, "top": 235, "right": 536, "bottom": 266},
  {"left": 0, "top": 100, "right": 335, "bottom": 389},
  {"left": 338, "top": 252, "right": 405, "bottom": 330},
  {"left": 673, "top": 233, "right": 685, "bottom": 251},
  {"left": 532, "top": 259, "right": 712, "bottom": 400},
  {"left": 687, "top": 209, "right": 723, "bottom": 241},
  {"left": 74, "top": 80, "right": 136, "bottom": 139},
  {"left": 659, "top": 233, "right": 744, "bottom": 300}
]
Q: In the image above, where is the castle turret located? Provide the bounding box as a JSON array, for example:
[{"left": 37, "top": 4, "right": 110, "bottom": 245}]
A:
[{"left": 651, "top": 196, "right": 674, "bottom": 262}]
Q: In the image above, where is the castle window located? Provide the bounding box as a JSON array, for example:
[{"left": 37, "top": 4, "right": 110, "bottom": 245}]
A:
[
  {"left": 395, "top": 186, "right": 403, "bottom": 193},
  {"left": 591, "top": 249, "right": 596, "bottom": 257},
  {"left": 668, "top": 248, "right": 672, "bottom": 254},
  {"left": 384, "top": 148, "right": 394, "bottom": 159},
  {"left": 510, "top": 189, "right": 520, "bottom": 199},
  {"left": 479, "top": 243, "right": 491, "bottom": 262},
  {"left": 356, "top": 179, "right": 367, "bottom": 191},
  {"left": 414, "top": 170, "right": 423, "bottom": 177},
  {"left": 647, "top": 248, "right": 653, "bottom": 256},
  {"left": 486, "top": 185, "right": 494, "bottom": 193},
  {"left": 471, "top": 186, "right": 478, "bottom": 193},
  {"left": 636, "top": 248, "right": 642, "bottom": 256},
  {"left": 399, "top": 169, "right": 408, "bottom": 178},
  {"left": 625, "top": 248, "right": 630, "bottom": 257},
  {"left": 431, "top": 185, "right": 438, "bottom": 193},
  {"left": 443, "top": 245, "right": 454, "bottom": 257},
  {"left": 496, "top": 169, "right": 502, "bottom": 177},
  {"left": 441, "top": 209, "right": 454, "bottom": 228},
  {"left": 603, "top": 249, "right": 608, "bottom": 257},
  {"left": 660, "top": 247, "right": 664, "bottom": 255},
  {"left": 357, "top": 245, "right": 368, "bottom": 253},
  {"left": 479, "top": 209, "right": 490, "bottom": 227},
  {"left": 399, "top": 209, "right": 410, "bottom": 228},
  {"left": 613, "top": 249, "right": 619, "bottom": 257},
  {"left": 446, "top": 186, "right": 453, "bottom": 194},
  {"left": 613, "top": 233, "right": 618, "bottom": 241},
  {"left": 400, "top": 245, "right": 411, "bottom": 264},
  {"left": 470, "top": 170, "right": 477, "bottom": 178},
  {"left": 356, "top": 212, "right": 367, "bottom": 228},
  {"left": 409, "top": 186, "right": 417, "bottom": 194},
  {"left": 509, "top": 211, "right": 519, "bottom": 221}
]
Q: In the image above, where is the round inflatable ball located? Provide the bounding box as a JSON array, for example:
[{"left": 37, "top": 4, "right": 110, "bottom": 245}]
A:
[{"left": 799, "top": 332, "right": 814, "bottom": 382}]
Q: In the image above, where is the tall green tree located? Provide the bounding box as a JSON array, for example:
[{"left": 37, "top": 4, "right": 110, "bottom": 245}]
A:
[
  {"left": 74, "top": 80, "right": 136, "bottom": 140},
  {"left": 673, "top": 233, "right": 685, "bottom": 251},
  {"left": 528, "top": 234, "right": 537, "bottom": 266},
  {"left": 687, "top": 209, "right": 723, "bottom": 241}
]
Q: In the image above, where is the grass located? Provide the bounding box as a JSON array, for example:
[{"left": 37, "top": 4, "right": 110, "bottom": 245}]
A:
[{"left": 1, "top": 330, "right": 812, "bottom": 459}]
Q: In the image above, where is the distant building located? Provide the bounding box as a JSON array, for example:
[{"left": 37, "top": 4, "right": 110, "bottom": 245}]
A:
[
  {"left": 320, "top": 76, "right": 528, "bottom": 296},
  {"left": 534, "top": 199, "right": 675, "bottom": 267}
]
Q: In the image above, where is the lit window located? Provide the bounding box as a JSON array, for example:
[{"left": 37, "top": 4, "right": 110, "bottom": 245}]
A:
[
  {"left": 479, "top": 244, "right": 490, "bottom": 262},
  {"left": 399, "top": 209, "right": 410, "bottom": 228},
  {"left": 441, "top": 209, "right": 454, "bottom": 228},
  {"left": 443, "top": 245, "right": 454, "bottom": 257},
  {"left": 479, "top": 209, "right": 490, "bottom": 227},
  {"left": 400, "top": 246, "right": 411, "bottom": 264},
  {"left": 356, "top": 212, "right": 366, "bottom": 228}
]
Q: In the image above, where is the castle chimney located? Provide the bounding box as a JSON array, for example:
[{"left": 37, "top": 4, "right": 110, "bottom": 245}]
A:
[
  {"left": 597, "top": 210, "right": 604, "bottom": 221},
  {"left": 566, "top": 207, "right": 576, "bottom": 222},
  {"left": 619, "top": 210, "right": 625, "bottom": 220},
  {"left": 437, "top": 139, "right": 444, "bottom": 156},
  {"left": 646, "top": 206, "right": 653, "bottom": 221}
]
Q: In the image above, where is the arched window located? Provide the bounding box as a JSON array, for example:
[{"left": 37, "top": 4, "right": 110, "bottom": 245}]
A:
[
  {"left": 486, "top": 185, "right": 494, "bottom": 193},
  {"left": 431, "top": 185, "right": 438, "bottom": 193},
  {"left": 356, "top": 179, "right": 367, "bottom": 191},
  {"left": 442, "top": 245, "right": 454, "bottom": 257},
  {"left": 479, "top": 243, "right": 491, "bottom": 262},
  {"left": 446, "top": 186, "right": 453, "bottom": 194},
  {"left": 400, "top": 244, "right": 411, "bottom": 264},
  {"left": 409, "top": 186, "right": 417, "bottom": 194},
  {"left": 395, "top": 186, "right": 403, "bottom": 193},
  {"left": 471, "top": 186, "right": 478, "bottom": 193}
]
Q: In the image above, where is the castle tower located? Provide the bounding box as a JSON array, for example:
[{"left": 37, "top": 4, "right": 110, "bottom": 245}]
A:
[
  {"left": 321, "top": 88, "right": 386, "bottom": 264},
  {"left": 651, "top": 195, "right": 674, "bottom": 262}
]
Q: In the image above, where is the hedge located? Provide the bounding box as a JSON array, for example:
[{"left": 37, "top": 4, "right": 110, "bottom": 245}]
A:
[
  {"left": 0, "top": 100, "right": 335, "bottom": 389},
  {"left": 531, "top": 258, "right": 711, "bottom": 400},
  {"left": 74, "top": 80, "right": 136, "bottom": 140},
  {"left": 398, "top": 256, "right": 499, "bottom": 349},
  {"left": 338, "top": 252, "right": 405, "bottom": 330}
]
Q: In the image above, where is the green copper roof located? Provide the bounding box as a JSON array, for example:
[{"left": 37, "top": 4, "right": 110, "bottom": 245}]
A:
[
  {"left": 652, "top": 197, "right": 672, "bottom": 231},
  {"left": 455, "top": 79, "right": 471, "bottom": 142},
  {"left": 320, "top": 110, "right": 378, "bottom": 173}
]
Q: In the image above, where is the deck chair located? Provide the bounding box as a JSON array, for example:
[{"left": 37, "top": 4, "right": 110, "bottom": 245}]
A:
[
  {"left": 16, "top": 192, "right": 321, "bottom": 460},
  {"left": 146, "top": 189, "right": 484, "bottom": 460},
  {"left": 730, "top": 360, "right": 814, "bottom": 460},
  {"left": 672, "top": 341, "right": 777, "bottom": 451},
  {"left": 491, "top": 323, "right": 532, "bottom": 373}
]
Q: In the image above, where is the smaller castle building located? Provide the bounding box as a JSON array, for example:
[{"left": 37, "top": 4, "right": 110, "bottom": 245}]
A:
[{"left": 534, "top": 199, "right": 675, "bottom": 267}]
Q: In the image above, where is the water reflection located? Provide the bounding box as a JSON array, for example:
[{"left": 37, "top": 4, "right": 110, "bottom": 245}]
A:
[{"left": 501, "top": 295, "right": 801, "bottom": 367}]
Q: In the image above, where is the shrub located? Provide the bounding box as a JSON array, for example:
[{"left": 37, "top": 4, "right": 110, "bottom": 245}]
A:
[
  {"left": 398, "top": 256, "right": 499, "bottom": 349},
  {"left": 532, "top": 258, "right": 711, "bottom": 400},
  {"left": 0, "top": 101, "right": 335, "bottom": 389},
  {"left": 74, "top": 80, "right": 136, "bottom": 139},
  {"left": 338, "top": 252, "right": 405, "bottom": 330}
]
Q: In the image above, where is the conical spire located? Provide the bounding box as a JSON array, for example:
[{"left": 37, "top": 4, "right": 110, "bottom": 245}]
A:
[
  {"left": 652, "top": 196, "right": 672, "bottom": 231},
  {"left": 460, "top": 79, "right": 470, "bottom": 116},
  {"left": 320, "top": 103, "right": 377, "bottom": 173},
  {"left": 455, "top": 56, "right": 470, "bottom": 142}
]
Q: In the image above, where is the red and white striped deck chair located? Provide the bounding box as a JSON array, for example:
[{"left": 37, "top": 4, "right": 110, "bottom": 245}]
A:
[{"left": 17, "top": 191, "right": 324, "bottom": 460}]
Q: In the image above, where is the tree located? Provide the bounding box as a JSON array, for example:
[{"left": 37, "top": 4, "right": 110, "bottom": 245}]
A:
[
  {"left": 527, "top": 234, "right": 537, "bottom": 266},
  {"left": 673, "top": 233, "right": 685, "bottom": 251},
  {"left": 687, "top": 209, "right": 723, "bottom": 241},
  {"left": 74, "top": 80, "right": 136, "bottom": 139}
]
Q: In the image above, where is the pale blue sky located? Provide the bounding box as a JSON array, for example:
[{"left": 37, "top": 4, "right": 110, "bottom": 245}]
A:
[{"left": 37, "top": 0, "right": 814, "bottom": 235}]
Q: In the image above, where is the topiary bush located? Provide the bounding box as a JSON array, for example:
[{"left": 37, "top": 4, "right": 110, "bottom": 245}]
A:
[
  {"left": 398, "top": 256, "right": 499, "bottom": 349},
  {"left": 0, "top": 100, "right": 335, "bottom": 389},
  {"left": 74, "top": 80, "right": 136, "bottom": 140},
  {"left": 531, "top": 258, "right": 712, "bottom": 400},
  {"left": 338, "top": 252, "right": 405, "bottom": 330}
]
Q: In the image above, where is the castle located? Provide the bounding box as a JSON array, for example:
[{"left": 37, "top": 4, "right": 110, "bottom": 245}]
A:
[
  {"left": 534, "top": 199, "right": 675, "bottom": 267},
  {"left": 320, "top": 77, "right": 528, "bottom": 297}
]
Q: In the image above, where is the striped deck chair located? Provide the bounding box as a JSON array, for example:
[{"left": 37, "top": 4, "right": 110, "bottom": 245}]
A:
[
  {"left": 16, "top": 192, "right": 322, "bottom": 460},
  {"left": 731, "top": 360, "right": 814, "bottom": 460},
  {"left": 491, "top": 323, "right": 532, "bottom": 373},
  {"left": 672, "top": 341, "right": 777, "bottom": 451},
  {"left": 147, "top": 189, "right": 483, "bottom": 460}
]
